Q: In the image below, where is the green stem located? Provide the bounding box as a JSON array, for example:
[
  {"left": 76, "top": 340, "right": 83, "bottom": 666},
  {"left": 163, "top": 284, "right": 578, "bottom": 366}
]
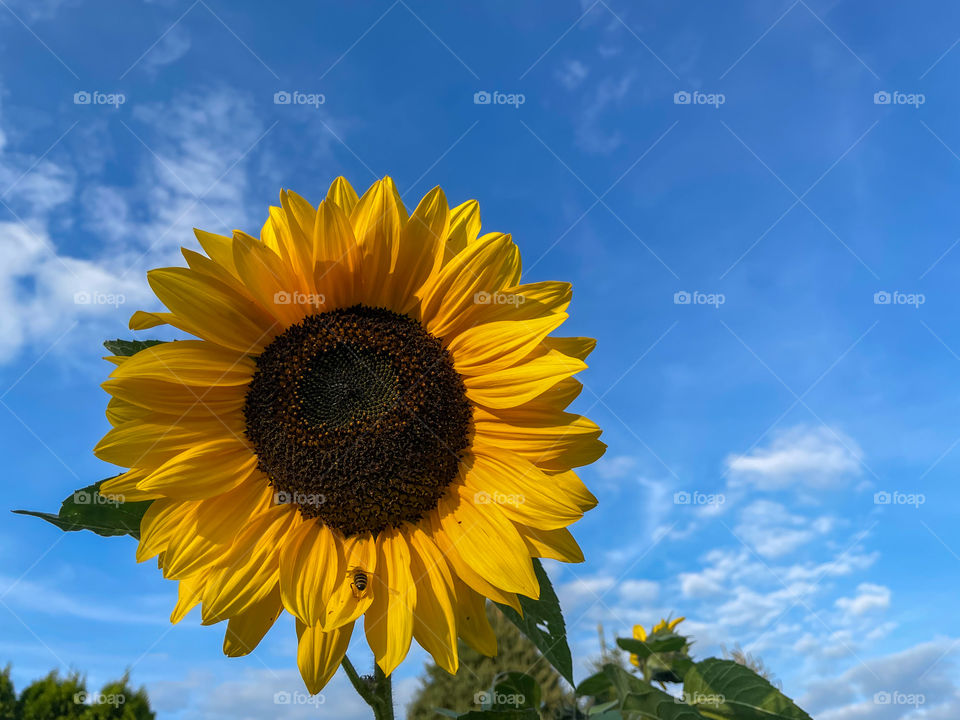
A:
[{"left": 341, "top": 655, "right": 394, "bottom": 720}]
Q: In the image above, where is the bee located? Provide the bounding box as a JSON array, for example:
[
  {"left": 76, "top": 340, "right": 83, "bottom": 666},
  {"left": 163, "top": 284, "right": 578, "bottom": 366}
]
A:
[{"left": 350, "top": 570, "right": 369, "bottom": 597}]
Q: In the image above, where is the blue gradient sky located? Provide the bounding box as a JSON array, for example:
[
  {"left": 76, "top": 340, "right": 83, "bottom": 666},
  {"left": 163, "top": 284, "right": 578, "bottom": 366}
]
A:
[{"left": 1, "top": 1, "right": 959, "bottom": 717}]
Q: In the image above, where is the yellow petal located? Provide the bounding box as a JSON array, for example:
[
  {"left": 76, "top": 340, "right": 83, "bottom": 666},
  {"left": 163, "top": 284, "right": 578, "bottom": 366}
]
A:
[
  {"left": 438, "top": 483, "right": 539, "bottom": 598},
  {"left": 445, "top": 199, "right": 481, "bottom": 259},
  {"left": 137, "top": 499, "right": 198, "bottom": 563},
  {"left": 472, "top": 409, "right": 605, "bottom": 472},
  {"left": 389, "top": 186, "right": 449, "bottom": 312},
  {"left": 101, "top": 377, "right": 246, "bottom": 417},
  {"left": 95, "top": 421, "right": 215, "bottom": 471},
  {"left": 138, "top": 439, "right": 257, "bottom": 500},
  {"left": 550, "top": 470, "right": 598, "bottom": 512},
  {"left": 515, "top": 524, "right": 584, "bottom": 563},
  {"left": 326, "top": 176, "right": 360, "bottom": 215},
  {"left": 201, "top": 506, "right": 295, "bottom": 624},
  {"left": 427, "top": 511, "right": 521, "bottom": 612},
  {"left": 171, "top": 572, "right": 206, "bottom": 623},
  {"left": 232, "top": 230, "right": 315, "bottom": 325},
  {"left": 297, "top": 619, "right": 354, "bottom": 694},
  {"left": 223, "top": 585, "right": 283, "bottom": 657},
  {"left": 364, "top": 529, "right": 415, "bottom": 675},
  {"left": 419, "top": 233, "right": 521, "bottom": 338},
  {"left": 350, "top": 177, "right": 407, "bottom": 308},
  {"left": 544, "top": 336, "right": 596, "bottom": 361},
  {"left": 279, "top": 519, "right": 343, "bottom": 626},
  {"left": 147, "top": 267, "right": 277, "bottom": 353},
  {"left": 465, "top": 348, "right": 586, "bottom": 409},
  {"left": 461, "top": 449, "right": 583, "bottom": 530},
  {"left": 129, "top": 310, "right": 173, "bottom": 330},
  {"left": 407, "top": 524, "right": 458, "bottom": 673},
  {"left": 194, "top": 228, "right": 240, "bottom": 279},
  {"left": 100, "top": 468, "right": 163, "bottom": 502},
  {"left": 453, "top": 577, "right": 497, "bottom": 657},
  {"left": 447, "top": 313, "right": 567, "bottom": 376},
  {"left": 280, "top": 190, "right": 318, "bottom": 286},
  {"left": 321, "top": 532, "right": 377, "bottom": 630},
  {"left": 313, "top": 199, "right": 361, "bottom": 309},
  {"left": 107, "top": 340, "right": 255, "bottom": 387}
]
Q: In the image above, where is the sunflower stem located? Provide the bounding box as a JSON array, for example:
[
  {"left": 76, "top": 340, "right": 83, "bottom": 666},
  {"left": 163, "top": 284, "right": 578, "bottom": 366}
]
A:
[{"left": 341, "top": 656, "right": 393, "bottom": 720}]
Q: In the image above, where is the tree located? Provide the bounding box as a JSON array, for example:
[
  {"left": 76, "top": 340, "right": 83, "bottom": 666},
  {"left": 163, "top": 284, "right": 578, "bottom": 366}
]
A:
[
  {"left": 407, "top": 604, "right": 574, "bottom": 719},
  {"left": 81, "top": 672, "right": 154, "bottom": 720},
  {"left": 18, "top": 671, "right": 86, "bottom": 720},
  {"left": 0, "top": 665, "right": 16, "bottom": 720}
]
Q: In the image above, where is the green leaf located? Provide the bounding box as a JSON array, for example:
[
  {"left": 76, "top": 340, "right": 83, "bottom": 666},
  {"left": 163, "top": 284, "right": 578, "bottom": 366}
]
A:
[
  {"left": 495, "top": 559, "right": 575, "bottom": 686},
  {"left": 102, "top": 339, "right": 166, "bottom": 356},
  {"left": 491, "top": 672, "right": 540, "bottom": 711},
  {"left": 14, "top": 480, "right": 152, "bottom": 539},
  {"left": 682, "top": 659, "right": 812, "bottom": 720},
  {"left": 617, "top": 633, "right": 688, "bottom": 659},
  {"left": 587, "top": 664, "right": 707, "bottom": 720},
  {"left": 457, "top": 711, "right": 539, "bottom": 719},
  {"left": 575, "top": 671, "right": 613, "bottom": 697}
]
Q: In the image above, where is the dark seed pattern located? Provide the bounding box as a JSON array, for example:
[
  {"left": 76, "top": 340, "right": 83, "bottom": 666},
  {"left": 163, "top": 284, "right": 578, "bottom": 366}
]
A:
[{"left": 243, "top": 305, "right": 471, "bottom": 537}]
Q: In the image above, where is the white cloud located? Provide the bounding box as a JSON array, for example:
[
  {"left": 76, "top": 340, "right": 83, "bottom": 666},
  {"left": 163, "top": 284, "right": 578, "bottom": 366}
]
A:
[
  {"left": 803, "top": 638, "right": 960, "bottom": 720},
  {"left": 836, "top": 583, "right": 891, "bottom": 617},
  {"left": 0, "top": 87, "right": 266, "bottom": 364},
  {"left": 725, "top": 425, "right": 863, "bottom": 490},
  {"left": 557, "top": 59, "right": 589, "bottom": 90},
  {"left": 735, "top": 499, "right": 835, "bottom": 558}
]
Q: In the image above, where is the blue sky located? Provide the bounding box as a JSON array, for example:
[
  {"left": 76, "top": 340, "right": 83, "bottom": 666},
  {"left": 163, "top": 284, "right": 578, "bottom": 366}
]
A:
[{"left": 1, "top": 0, "right": 959, "bottom": 717}]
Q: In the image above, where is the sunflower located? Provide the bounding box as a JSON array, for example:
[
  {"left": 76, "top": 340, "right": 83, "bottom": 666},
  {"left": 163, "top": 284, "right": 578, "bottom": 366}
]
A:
[{"left": 95, "top": 176, "right": 604, "bottom": 693}]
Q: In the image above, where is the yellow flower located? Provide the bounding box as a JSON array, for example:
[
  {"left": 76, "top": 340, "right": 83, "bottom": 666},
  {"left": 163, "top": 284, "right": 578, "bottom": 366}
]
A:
[
  {"left": 629, "top": 616, "right": 685, "bottom": 667},
  {"left": 95, "top": 177, "right": 604, "bottom": 693}
]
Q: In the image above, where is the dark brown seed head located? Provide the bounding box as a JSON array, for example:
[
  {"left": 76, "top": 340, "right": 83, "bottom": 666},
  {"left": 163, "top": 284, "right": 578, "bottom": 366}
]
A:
[{"left": 243, "top": 305, "right": 471, "bottom": 537}]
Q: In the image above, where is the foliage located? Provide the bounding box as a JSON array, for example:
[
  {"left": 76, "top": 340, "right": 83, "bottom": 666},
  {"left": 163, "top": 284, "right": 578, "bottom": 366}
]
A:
[
  {"left": 0, "top": 667, "right": 153, "bottom": 720},
  {"left": 407, "top": 604, "right": 573, "bottom": 719}
]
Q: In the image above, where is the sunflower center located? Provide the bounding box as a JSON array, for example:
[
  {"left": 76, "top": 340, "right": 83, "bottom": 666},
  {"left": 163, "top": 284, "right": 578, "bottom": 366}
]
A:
[{"left": 243, "top": 305, "right": 471, "bottom": 537}]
